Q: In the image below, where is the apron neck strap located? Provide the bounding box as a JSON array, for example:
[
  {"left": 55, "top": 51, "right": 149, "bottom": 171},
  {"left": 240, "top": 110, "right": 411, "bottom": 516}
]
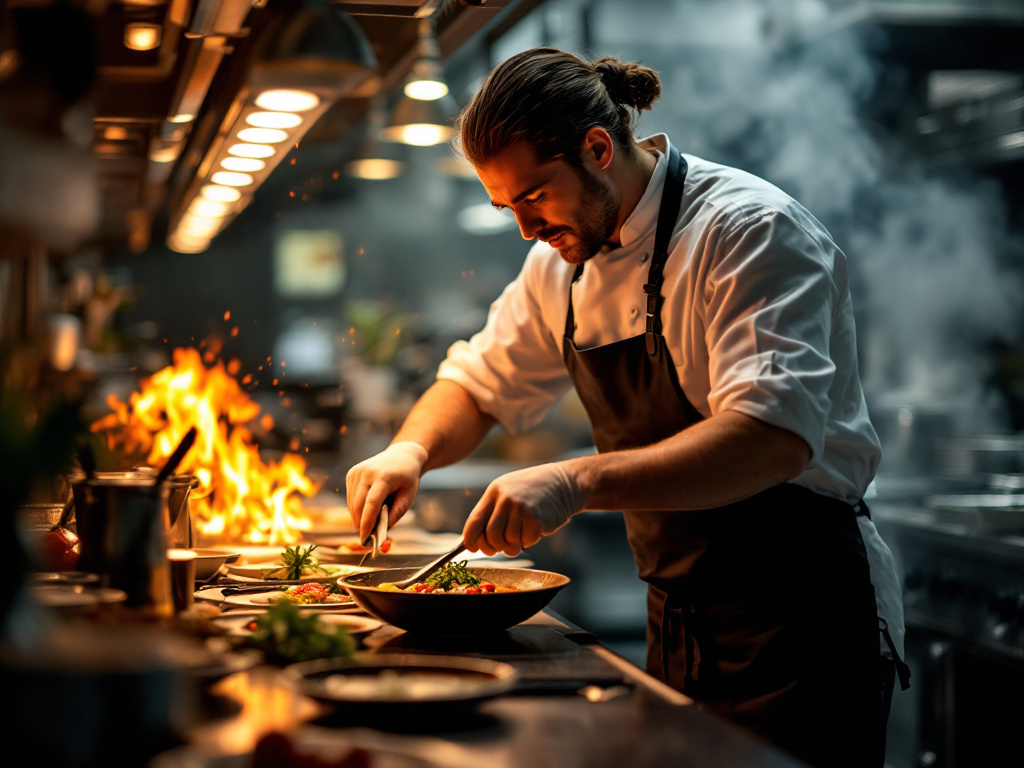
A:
[
  {"left": 644, "top": 147, "right": 687, "bottom": 355},
  {"left": 564, "top": 262, "right": 585, "bottom": 340}
]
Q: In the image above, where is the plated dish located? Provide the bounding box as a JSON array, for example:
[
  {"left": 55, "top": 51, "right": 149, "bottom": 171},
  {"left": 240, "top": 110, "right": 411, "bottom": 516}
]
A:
[
  {"left": 283, "top": 653, "right": 517, "bottom": 711},
  {"left": 211, "top": 612, "right": 383, "bottom": 638},
  {"left": 223, "top": 562, "right": 370, "bottom": 583},
  {"left": 222, "top": 590, "right": 359, "bottom": 610}
]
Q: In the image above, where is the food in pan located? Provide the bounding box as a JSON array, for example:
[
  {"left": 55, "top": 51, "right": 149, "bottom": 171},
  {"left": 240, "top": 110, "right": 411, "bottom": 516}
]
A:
[{"left": 377, "top": 561, "right": 518, "bottom": 594}]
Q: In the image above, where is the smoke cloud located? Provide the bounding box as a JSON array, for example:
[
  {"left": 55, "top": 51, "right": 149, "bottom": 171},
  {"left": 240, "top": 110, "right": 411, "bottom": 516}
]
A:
[{"left": 594, "top": 0, "right": 1023, "bottom": 432}]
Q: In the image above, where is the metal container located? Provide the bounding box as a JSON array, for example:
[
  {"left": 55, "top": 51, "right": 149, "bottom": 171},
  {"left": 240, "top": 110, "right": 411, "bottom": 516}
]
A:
[
  {"left": 70, "top": 474, "right": 173, "bottom": 616},
  {"left": 69, "top": 469, "right": 197, "bottom": 548}
]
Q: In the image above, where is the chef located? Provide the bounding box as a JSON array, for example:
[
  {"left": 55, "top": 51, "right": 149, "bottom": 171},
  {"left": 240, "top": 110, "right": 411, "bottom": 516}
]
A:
[{"left": 346, "top": 47, "right": 910, "bottom": 768}]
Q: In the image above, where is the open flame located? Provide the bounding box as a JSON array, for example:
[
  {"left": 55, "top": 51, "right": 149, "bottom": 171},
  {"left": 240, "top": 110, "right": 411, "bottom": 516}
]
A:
[{"left": 90, "top": 347, "right": 319, "bottom": 545}]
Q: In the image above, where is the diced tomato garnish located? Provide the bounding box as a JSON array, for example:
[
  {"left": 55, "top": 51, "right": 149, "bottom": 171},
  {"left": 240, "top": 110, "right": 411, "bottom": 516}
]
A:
[
  {"left": 480, "top": 582, "right": 495, "bottom": 593},
  {"left": 380, "top": 539, "right": 392, "bottom": 553},
  {"left": 465, "top": 587, "right": 481, "bottom": 594}
]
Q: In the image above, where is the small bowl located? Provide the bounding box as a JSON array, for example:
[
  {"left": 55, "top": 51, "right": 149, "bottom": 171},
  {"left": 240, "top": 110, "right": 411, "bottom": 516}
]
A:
[{"left": 190, "top": 549, "right": 240, "bottom": 582}]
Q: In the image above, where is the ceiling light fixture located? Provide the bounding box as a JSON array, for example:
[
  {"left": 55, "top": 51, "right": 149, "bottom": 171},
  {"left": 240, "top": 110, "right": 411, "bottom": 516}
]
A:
[
  {"left": 403, "top": 15, "right": 448, "bottom": 102},
  {"left": 124, "top": 21, "right": 162, "bottom": 52},
  {"left": 380, "top": 0, "right": 457, "bottom": 148},
  {"left": 167, "top": 0, "right": 376, "bottom": 253},
  {"left": 381, "top": 90, "right": 458, "bottom": 147},
  {"left": 343, "top": 99, "right": 408, "bottom": 180}
]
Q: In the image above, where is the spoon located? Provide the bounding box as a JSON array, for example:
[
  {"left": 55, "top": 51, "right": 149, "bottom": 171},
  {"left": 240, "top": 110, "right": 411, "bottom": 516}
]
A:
[
  {"left": 155, "top": 426, "right": 197, "bottom": 485},
  {"left": 387, "top": 540, "right": 467, "bottom": 590}
]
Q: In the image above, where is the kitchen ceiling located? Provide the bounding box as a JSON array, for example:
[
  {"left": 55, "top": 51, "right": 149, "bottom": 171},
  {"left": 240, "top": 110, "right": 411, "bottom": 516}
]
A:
[{"left": 21, "top": 0, "right": 530, "bottom": 255}]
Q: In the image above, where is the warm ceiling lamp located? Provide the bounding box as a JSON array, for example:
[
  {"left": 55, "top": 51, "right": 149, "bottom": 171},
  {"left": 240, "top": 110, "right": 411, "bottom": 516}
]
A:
[
  {"left": 344, "top": 100, "right": 408, "bottom": 180},
  {"left": 236, "top": 127, "right": 290, "bottom": 144},
  {"left": 245, "top": 111, "right": 304, "bottom": 130},
  {"left": 221, "top": 156, "right": 266, "bottom": 173},
  {"left": 255, "top": 89, "right": 321, "bottom": 112},
  {"left": 403, "top": 23, "right": 448, "bottom": 101},
  {"left": 228, "top": 143, "right": 276, "bottom": 159},
  {"left": 380, "top": 91, "right": 458, "bottom": 147},
  {"left": 124, "top": 21, "right": 162, "bottom": 52},
  {"left": 200, "top": 184, "right": 242, "bottom": 203},
  {"left": 378, "top": 0, "right": 458, "bottom": 147}
]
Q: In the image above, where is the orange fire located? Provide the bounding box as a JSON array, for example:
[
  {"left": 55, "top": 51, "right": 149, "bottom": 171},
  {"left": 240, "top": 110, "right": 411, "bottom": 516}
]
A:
[{"left": 90, "top": 347, "right": 319, "bottom": 545}]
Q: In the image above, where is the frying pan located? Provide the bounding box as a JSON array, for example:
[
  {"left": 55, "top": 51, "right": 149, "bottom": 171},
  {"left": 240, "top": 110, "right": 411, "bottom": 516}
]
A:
[{"left": 338, "top": 566, "right": 570, "bottom": 635}]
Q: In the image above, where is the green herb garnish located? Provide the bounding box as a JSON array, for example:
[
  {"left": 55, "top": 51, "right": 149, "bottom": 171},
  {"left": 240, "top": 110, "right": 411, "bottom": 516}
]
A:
[
  {"left": 244, "top": 599, "right": 355, "bottom": 665},
  {"left": 424, "top": 560, "right": 482, "bottom": 590},
  {"left": 268, "top": 544, "right": 330, "bottom": 580}
]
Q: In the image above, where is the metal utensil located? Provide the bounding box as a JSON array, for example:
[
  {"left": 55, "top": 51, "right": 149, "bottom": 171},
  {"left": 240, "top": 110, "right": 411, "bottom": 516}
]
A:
[
  {"left": 359, "top": 504, "right": 389, "bottom": 564},
  {"left": 384, "top": 540, "right": 467, "bottom": 590},
  {"left": 374, "top": 504, "right": 388, "bottom": 559},
  {"left": 361, "top": 494, "right": 393, "bottom": 548},
  {"left": 155, "top": 426, "right": 197, "bottom": 485},
  {"left": 196, "top": 563, "right": 229, "bottom": 588},
  {"left": 197, "top": 577, "right": 338, "bottom": 594}
]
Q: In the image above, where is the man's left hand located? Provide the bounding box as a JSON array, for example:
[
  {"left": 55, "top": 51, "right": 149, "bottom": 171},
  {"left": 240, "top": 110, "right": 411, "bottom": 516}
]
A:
[{"left": 462, "top": 462, "right": 584, "bottom": 557}]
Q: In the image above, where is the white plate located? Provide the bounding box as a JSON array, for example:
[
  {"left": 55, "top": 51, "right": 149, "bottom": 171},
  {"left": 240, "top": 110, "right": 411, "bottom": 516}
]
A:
[
  {"left": 221, "top": 591, "right": 359, "bottom": 610},
  {"left": 212, "top": 612, "right": 382, "bottom": 638},
  {"left": 223, "top": 562, "right": 371, "bottom": 583}
]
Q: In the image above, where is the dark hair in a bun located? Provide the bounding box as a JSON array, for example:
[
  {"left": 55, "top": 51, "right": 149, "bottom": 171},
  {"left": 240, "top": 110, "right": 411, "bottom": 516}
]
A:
[
  {"left": 593, "top": 57, "right": 661, "bottom": 113},
  {"left": 456, "top": 47, "right": 662, "bottom": 167}
]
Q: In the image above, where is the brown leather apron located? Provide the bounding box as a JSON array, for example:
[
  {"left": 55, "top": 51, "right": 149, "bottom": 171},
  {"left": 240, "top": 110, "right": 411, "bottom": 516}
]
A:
[{"left": 562, "top": 147, "right": 893, "bottom": 768}]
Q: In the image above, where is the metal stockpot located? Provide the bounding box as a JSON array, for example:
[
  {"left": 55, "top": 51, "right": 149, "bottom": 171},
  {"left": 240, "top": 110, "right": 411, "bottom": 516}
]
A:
[{"left": 70, "top": 473, "right": 174, "bottom": 615}]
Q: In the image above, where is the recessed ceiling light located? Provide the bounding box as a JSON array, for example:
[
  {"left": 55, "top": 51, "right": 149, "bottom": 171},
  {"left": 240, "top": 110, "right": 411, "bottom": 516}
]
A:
[{"left": 254, "top": 89, "right": 320, "bottom": 112}]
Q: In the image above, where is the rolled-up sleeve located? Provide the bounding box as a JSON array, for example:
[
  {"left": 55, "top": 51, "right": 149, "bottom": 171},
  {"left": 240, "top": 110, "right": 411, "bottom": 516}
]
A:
[
  {"left": 436, "top": 251, "right": 574, "bottom": 434},
  {"left": 703, "top": 210, "right": 840, "bottom": 465}
]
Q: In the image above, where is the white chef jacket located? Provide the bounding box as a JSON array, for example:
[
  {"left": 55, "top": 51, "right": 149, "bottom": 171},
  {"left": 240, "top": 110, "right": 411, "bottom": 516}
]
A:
[{"left": 437, "top": 134, "right": 904, "bottom": 657}]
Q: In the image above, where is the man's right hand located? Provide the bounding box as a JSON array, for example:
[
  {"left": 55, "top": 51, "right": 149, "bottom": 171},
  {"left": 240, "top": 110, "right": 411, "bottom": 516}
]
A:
[{"left": 345, "top": 440, "right": 429, "bottom": 544}]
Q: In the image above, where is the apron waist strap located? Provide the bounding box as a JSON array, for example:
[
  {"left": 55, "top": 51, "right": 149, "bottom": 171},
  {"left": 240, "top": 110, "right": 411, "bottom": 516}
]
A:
[
  {"left": 879, "top": 618, "right": 912, "bottom": 691},
  {"left": 851, "top": 499, "right": 871, "bottom": 519}
]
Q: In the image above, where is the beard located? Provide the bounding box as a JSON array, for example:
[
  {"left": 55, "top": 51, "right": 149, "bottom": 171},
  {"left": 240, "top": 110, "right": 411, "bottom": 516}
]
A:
[{"left": 542, "top": 166, "right": 619, "bottom": 265}]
